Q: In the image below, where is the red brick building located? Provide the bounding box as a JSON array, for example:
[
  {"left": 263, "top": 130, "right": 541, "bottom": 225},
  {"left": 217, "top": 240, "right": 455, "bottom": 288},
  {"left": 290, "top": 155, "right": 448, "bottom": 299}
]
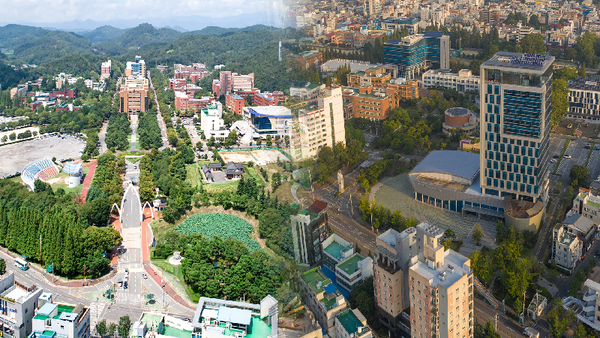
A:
[
  {"left": 168, "top": 78, "right": 186, "bottom": 90},
  {"left": 174, "top": 91, "right": 215, "bottom": 112},
  {"left": 288, "top": 51, "right": 323, "bottom": 70},
  {"left": 253, "top": 91, "right": 284, "bottom": 106},
  {"left": 226, "top": 93, "right": 245, "bottom": 115}
]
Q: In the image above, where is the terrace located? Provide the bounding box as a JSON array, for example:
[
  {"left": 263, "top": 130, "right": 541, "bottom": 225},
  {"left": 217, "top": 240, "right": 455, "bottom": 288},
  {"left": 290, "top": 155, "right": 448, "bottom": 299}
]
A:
[{"left": 337, "top": 254, "right": 364, "bottom": 276}]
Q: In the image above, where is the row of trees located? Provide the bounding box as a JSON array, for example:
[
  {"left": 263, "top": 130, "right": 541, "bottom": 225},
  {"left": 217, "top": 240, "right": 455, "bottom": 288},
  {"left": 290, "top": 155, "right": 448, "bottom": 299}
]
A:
[
  {"left": 105, "top": 113, "right": 130, "bottom": 151},
  {"left": 137, "top": 110, "right": 162, "bottom": 150},
  {"left": 359, "top": 197, "right": 420, "bottom": 232},
  {"left": 0, "top": 179, "right": 122, "bottom": 277},
  {"left": 311, "top": 125, "right": 367, "bottom": 183}
]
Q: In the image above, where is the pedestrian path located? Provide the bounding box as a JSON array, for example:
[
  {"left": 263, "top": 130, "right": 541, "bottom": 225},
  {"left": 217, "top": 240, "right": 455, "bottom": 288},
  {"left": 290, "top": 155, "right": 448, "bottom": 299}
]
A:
[
  {"left": 89, "top": 301, "right": 107, "bottom": 333},
  {"left": 80, "top": 159, "right": 97, "bottom": 202}
]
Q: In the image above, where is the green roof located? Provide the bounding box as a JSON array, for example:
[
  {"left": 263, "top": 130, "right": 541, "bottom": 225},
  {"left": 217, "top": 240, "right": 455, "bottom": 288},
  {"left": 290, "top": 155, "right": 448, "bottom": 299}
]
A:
[
  {"left": 337, "top": 254, "right": 365, "bottom": 276},
  {"left": 161, "top": 326, "right": 192, "bottom": 338},
  {"left": 34, "top": 314, "right": 49, "bottom": 320},
  {"left": 301, "top": 268, "right": 331, "bottom": 294},
  {"left": 337, "top": 309, "right": 370, "bottom": 336},
  {"left": 586, "top": 200, "right": 600, "bottom": 208},
  {"left": 320, "top": 296, "right": 338, "bottom": 310},
  {"left": 324, "top": 241, "right": 353, "bottom": 261}
]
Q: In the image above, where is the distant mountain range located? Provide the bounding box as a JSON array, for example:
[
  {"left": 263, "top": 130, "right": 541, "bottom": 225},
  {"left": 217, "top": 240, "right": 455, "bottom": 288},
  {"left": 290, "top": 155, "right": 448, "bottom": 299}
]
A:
[
  {"left": 1, "top": 12, "right": 280, "bottom": 33},
  {"left": 0, "top": 22, "right": 284, "bottom": 65}
]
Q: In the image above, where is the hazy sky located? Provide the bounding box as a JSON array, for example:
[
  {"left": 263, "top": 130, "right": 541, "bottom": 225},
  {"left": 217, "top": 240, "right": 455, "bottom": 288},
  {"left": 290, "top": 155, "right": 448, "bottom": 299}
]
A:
[{"left": 0, "top": 0, "right": 285, "bottom": 24}]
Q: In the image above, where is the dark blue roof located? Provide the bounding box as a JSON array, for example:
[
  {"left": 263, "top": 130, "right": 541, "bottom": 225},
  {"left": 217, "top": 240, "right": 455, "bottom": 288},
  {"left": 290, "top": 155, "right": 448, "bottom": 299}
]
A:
[
  {"left": 324, "top": 283, "right": 338, "bottom": 295},
  {"left": 386, "top": 39, "right": 402, "bottom": 45},
  {"left": 424, "top": 31, "right": 444, "bottom": 38}
]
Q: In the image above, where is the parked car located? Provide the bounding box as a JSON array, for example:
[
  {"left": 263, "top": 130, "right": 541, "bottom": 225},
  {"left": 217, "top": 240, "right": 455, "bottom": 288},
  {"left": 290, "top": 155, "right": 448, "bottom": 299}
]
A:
[
  {"left": 550, "top": 159, "right": 557, "bottom": 163},
  {"left": 564, "top": 155, "right": 572, "bottom": 159},
  {"left": 142, "top": 273, "right": 147, "bottom": 279}
]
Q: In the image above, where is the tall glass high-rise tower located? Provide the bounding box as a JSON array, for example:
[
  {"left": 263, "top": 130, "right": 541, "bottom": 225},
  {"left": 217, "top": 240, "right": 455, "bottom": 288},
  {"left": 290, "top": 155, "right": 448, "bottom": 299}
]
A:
[{"left": 480, "top": 52, "right": 554, "bottom": 203}]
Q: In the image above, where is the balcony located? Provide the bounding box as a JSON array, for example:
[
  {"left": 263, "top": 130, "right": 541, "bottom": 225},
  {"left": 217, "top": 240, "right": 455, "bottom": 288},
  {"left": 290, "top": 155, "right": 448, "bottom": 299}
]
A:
[
  {"left": 583, "top": 293, "right": 597, "bottom": 302},
  {"left": 583, "top": 304, "right": 595, "bottom": 313}
]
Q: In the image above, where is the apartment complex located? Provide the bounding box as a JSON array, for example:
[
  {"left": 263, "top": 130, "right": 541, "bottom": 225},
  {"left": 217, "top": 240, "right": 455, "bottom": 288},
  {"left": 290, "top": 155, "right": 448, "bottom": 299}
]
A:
[
  {"left": 212, "top": 72, "right": 255, "bottom": 97},
  {"left": 480, "top": 52, "right": 554, "bottom": 230},
  {"left": 30, "top": 303, "right": 90, "bottom": 338},
  {"left": 567, "top": 77, "right": 600, "bottom": 122},
  {"left": 293, "top": 87, "right": 346, "bottom": 160},
  {"left": 552, "top": 214, "right": 597, "bottom": 270},
  {"left": 374, "top": 227, "right": 416, "bottom": 336},
  {"left": 422, "top": 69, "right": 481, "bottom": 94},
  {"left": 364, "top": 0, "right": 382, "bottom": 18},
  {"left": 125, "top": 56, "right": 146, "bottom": 77},
  {"left": 408, "top": 223, "right": 473, "bottom": 338},
  {"left": 0, "top": 272, "right": 43, "bottom": 338},
  {"left": 291, "top": 200, "right": 330, "bottom": 266},
  {"left": 384, "top": 32, "right": 450, "bottom": 79},
  {"left": 100, "top": 60, "right": 111, "bottom": 81},
  {"left": 119, "top": 77, "right": 149, "bottom": 115},
  {"left": 299, "top": 268, "right": 347, "bottom": 334}
]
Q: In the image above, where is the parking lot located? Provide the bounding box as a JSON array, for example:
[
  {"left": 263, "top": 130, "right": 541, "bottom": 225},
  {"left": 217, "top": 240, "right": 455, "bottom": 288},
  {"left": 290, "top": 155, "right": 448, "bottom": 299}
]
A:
[
  {"left": 552, "top": 136, "right": 600, "bottom": 181},
  {"left": 0, "top": 134, "right": 85, "bottom": 178}
]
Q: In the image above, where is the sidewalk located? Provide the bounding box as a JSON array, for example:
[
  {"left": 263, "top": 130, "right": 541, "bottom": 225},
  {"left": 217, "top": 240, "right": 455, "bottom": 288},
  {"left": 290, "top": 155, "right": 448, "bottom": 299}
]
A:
[
  {"left": 80, "top": 159, "right": 98, "bottom": 202},
  {"left": 143, "top": 263, "right": 196, "bottom": 310}
]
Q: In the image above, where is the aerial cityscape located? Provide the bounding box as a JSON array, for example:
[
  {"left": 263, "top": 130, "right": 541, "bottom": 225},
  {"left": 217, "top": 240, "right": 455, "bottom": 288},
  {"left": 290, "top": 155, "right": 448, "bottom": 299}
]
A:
[{"left": 4, "top": 0, "right": 600, "bottom": 337}]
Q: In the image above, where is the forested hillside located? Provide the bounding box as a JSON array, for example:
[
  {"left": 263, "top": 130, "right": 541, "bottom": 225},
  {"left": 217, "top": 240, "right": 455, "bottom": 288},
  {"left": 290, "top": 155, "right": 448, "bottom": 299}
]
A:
[
  {"left": 13, "top": 30, "right": 92, "bottom": 64},
  {"left": 0, "top": 24, "right": 49, "bottom": 50},
  {"left": 80, "top": 25, "right": 128, "bottom": 44},
  {"left": 95, "top": 23, "right": 182, "bottom": 55}
]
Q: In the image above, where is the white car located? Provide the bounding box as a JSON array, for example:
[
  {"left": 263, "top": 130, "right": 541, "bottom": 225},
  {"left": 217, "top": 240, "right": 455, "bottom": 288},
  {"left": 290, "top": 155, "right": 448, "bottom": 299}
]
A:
[{"left": 550, "top": 159, "right": 557, "bottom": 163}]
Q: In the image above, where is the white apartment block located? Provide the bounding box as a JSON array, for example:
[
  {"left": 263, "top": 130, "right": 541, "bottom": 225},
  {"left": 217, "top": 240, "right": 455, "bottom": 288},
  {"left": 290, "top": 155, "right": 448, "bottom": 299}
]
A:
[
  {"left": 552, "top": 222, "right": 583, "bottom": 270},
  {"left": 335, "top": 253, "right": 373, "bottom": 292},
  {"left": 408, "top": 223, "right": 473, "bottom": 338},
  {"left": 572, "top": 188, "right": 600, "bottom": 224},
  {"left": 422, "top": 69, "right": 480, "bottom": 93},
  {"left": 0, "top": 272, "right": 43, "bottom": 338},
  {"left": 567, "top": 77, "right": 600, "bottom": 123},
  {"left": 293, "top": 87, "right": 346, "bottom": 160},
  {"left": 30, "top": 302, "right": 90, "bottom": 338}
]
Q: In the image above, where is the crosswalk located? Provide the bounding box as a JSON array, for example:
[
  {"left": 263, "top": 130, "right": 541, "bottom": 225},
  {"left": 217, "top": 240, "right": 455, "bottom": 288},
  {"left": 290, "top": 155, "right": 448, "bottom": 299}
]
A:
[{"left": 89, "top": 301, "right": 107, "bottom": 333}]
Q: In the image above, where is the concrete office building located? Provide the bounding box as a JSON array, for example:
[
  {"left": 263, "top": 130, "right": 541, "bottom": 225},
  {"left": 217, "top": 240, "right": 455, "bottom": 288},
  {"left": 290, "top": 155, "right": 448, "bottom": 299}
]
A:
[
  {"left": 291, "top": 200, "right": 330, "bottom": 266},
  {"left": 408, "top": 223, "right": 473, "bottom": 338},
  {"left": 384, "top": 32, "right": 450, "bottom": 79},
  {"left": 422, "top": 69, "right": 481, "bottom": 94},
  {"left": 374, "top": 227, "right": 417, "bottom": 336},
  {"left": 292, "top": 87, "right": 346, "bottom": 160},
  {"left": 567, "top": 77, "right": 600, "bottom": 122},
  {"left": 30, "top": 302, "right": 90, "bottom": 338},
  {"left": 480, "top": 52, "right": 555, "bottom": 231},
  {"left": 0, "top": 272, "right": 43, "bottom": 338}
]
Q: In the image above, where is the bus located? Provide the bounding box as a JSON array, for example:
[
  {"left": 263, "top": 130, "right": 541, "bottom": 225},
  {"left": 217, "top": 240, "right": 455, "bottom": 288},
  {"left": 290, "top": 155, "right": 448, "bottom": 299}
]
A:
[{"left": 14, "top": 258, "right": 29, "bottom": 271}]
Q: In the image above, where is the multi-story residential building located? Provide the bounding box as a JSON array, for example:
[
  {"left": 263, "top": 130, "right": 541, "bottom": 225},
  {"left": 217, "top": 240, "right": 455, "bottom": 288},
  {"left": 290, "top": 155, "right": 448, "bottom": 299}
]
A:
[
  {"left": 291, "top": 200, "right": 330, "bottom": 266},
  {"left": 288, "top": 51, "right": 323, "bottom": 71},
  {"left": 125, "top": 56, "right": 146, "bottom": 77},
  {"left": 299, "top": 267, "right": 347, "bottom": 334},
  {"left": 408, "top": 223, "right": 473, "bottom": 338},
  {"left": 422, "top": 69, "right": 481, "bottom": 93},
  {"left": 322, "top": 234, "right": 354, "bottom": 272},
  {"left": 552, "top": 213, "right": 597, "bottom": 270},
  {"left": 383, "top": 32, "right": 450, "bottom": 79},
  {"left": 381, "top": 17, "right": 419, "bottom": 34},
  {"left": 0, "top": 272, "right": 43, "bottom": 338},
  {"left": 567, "top": 77, "right": 600, "bottom": 122},
  {"left": 341, "top": 86, "right": 391, "bottom": 121},
  {"left": 30, "top": 302, "right": 90, "bottom": 338},
  {"left": 570, "top": 279, "right": 600, "bottom": 331},
  {"left": 347, "top": 66, "right": 392, "bottom": 89},
  {"left": 190, "top": 295, "right": 278, "bottom": 338},
  {"left": 552, "top": 222, "right": 583, "bottom": 270},
  {"left": 100, "top": 60, "right": 111, "bottom": 81},
  {"left": 213, "top": 72, "right": 255, "bottom": 97},
  {"left": 292, "top": 87, "right": 346, "bottom": 160},
  {"left": 364, "top": 0, "right": 382, "bottom": 18},
  {"left": 479, "top": 6, "right": 501, "bottom": 25},
  {"left": 519, "top": 26, "right": 535, "bottom": 42},
  {"left": 374, "top": 227, "right": 417, "bottom": 336},
  {"left": 480, "top": 52, "right": 554, "bottom": 231},
  {"left": 572, "top": 188, "right": 600, "bottom": 224},
  {"left": 335, "top": 309, "right": 373, "bottom": 338},
  {"left": 335, "top": 253, "right": 373, "bottom": 292},
  {"left": 199, "top": 103, "right": 228, "bottom": 139},
  {"left": 225, "top": 93, "right": 245, "bottom": 115}
]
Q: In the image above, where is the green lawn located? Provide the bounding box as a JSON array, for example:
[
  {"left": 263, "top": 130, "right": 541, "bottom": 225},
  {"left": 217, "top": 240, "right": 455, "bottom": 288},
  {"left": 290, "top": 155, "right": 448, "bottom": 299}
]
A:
[
  {"left": 245, "top": 167, "right": 266, "bottom": 187},
  {"left": 185, "top": 164, "right": 201, "bottom": 189},
  {"left": 152, "top": 259, "right": 201, "bottom": 303},
  {"left": 204, "top": 179, "right": 239, "bottom": 193}
]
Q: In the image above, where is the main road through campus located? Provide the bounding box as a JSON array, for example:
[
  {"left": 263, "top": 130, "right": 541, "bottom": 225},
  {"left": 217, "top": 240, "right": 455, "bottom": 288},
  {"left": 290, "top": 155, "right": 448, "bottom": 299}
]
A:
[{"left": 0, "top": 161, "right": 194, "bottom": 330}]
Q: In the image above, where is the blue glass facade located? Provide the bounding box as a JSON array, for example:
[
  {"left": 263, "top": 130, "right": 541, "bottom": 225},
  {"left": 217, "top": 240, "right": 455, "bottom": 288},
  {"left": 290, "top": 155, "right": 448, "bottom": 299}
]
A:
[
  {"left": 480, "top": 53, "right": 553, "bottom": 202},
  {"left": 383, "top": 33, "right": 444, "bottom": 78}
]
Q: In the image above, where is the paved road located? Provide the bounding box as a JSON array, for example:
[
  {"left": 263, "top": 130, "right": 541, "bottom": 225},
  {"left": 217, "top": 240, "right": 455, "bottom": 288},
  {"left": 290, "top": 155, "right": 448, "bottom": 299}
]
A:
[
  {"left": 473, "top": 298, "right": 527, "bottom": 338},
  {"left": 129, "top": 115, "right": 138, "bottom": 151},
  {"left": 327, "top": 212, "right": 377, "bottom": 253},
  {"left": 98, "top": 120, "right": 108, "bottom": 155}
]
